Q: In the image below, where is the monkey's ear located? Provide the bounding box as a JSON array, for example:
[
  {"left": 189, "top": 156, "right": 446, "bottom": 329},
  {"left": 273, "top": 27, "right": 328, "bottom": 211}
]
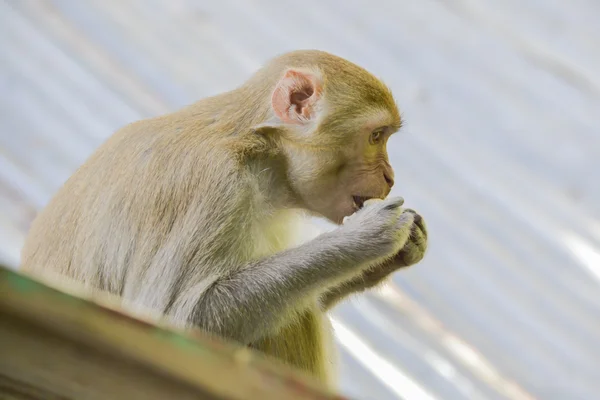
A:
[{"left": 271, "top": 68, "right": 322, "bottom": 125}]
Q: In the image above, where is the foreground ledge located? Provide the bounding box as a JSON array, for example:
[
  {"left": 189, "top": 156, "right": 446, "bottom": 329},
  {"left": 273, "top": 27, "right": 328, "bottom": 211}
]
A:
[{"left": 0, "top": 265, "right": 348, "bottom": 400}]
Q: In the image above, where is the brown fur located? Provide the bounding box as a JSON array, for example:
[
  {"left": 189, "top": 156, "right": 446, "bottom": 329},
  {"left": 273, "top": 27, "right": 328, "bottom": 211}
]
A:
[{"left": 20, "top": 50, "right": 425, "bottom": 387}]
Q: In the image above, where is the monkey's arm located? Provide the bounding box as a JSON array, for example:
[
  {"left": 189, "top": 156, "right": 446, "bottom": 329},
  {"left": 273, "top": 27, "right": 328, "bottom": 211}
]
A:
[
  {"left": 319, "top": 211, "right": 427, "bottom": 311},
  {"left": 189, "top": 228, "right": 390, "bottom": 345},
  {"left": 189, "top": 229, "right": 376, "bottom": 344},
  {"left": 186, "top": 198, "right": 413, "bottom": 345}
]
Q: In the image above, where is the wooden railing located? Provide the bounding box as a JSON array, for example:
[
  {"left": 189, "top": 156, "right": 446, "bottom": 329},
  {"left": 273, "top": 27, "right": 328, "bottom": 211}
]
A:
[{"left": 0, "top": 265, "right": 349, "bottom": 400}]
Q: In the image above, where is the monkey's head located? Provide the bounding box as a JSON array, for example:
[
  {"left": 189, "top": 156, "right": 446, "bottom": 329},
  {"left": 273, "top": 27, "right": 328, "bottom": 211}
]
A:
[{"left": 258, "top": 51, "right": 402, "bottom": 224}]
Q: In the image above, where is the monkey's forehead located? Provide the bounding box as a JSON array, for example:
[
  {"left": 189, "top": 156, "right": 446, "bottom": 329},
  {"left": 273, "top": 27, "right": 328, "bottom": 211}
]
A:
[
  {"left": 318, "top": 107, "right": 402, "bottom": 137},
  {"left": 323, "top": 80, "right": 400, "bottom": 122},
  {"left": 327, "top": 99, "right": 401, "bottom": 130},
  {"left": 362, "top": 108, "right": 402, "bottom": 131}
]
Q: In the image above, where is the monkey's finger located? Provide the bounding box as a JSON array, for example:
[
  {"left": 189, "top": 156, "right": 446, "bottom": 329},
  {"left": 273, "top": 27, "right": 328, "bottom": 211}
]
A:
[
  {"left": 411, "top": 226, "right": 427, "bottom": 248},
  {"left": 413, "top": 217, "right": 427, "bottom": 239},
  {"left": 407, "top": 224, "right": 428, "bottom": 257},
  {"left": 404, "top": 208, "right": 427, "bottom": 234},
  {"left": 363, "top": 198, "right": 384, "bottom": 208},
  {"left": 393, "top": 240, "right": 420, "bottom": 267},
  {"left": 381, "top": 196, "right": 405, "bottom": 211},
  {"left": 416, "top": 218, "right": 427, "bottom": 239},
  {"left": 395, "top": 209, "right": 415, "bottom": 230}
]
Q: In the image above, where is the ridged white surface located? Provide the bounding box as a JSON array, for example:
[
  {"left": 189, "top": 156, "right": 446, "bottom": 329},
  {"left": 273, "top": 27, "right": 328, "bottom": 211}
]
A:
[{"left": 1, "top": 1, "right": 599, "bottom": 398}]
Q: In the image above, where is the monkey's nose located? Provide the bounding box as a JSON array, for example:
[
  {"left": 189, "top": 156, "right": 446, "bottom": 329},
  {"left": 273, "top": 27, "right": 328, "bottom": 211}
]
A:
[{"left": 384, "top": 172, "right": 394, "bottom": 189}]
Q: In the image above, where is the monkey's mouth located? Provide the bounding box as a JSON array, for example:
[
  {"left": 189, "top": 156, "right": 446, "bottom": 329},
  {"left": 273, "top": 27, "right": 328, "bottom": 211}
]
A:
[{"left": 352, "top": 196, "right": 373, "bottom": 210}]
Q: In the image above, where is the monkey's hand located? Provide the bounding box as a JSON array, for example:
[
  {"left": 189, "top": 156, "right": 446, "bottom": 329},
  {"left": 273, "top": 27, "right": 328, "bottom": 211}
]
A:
[
  {"left": 320, "top": 208, "right": 427, "bottom": 310},
  {"left": 340, "top": 196, "right": 415, "bottom": 262},
  {"left": 388, "top": 208, "right": 427, "bottom": 267}
]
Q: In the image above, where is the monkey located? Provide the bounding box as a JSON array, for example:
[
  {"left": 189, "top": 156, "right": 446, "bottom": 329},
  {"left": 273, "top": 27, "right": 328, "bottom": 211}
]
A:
[{"left": 20, "top": 50, "right": 428, "bottom": 388}]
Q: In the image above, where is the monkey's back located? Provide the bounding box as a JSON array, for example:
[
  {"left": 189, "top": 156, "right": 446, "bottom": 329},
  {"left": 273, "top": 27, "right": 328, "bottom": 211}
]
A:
[{"left": 20, "top": 114, "right": 242, "bottom": 295}]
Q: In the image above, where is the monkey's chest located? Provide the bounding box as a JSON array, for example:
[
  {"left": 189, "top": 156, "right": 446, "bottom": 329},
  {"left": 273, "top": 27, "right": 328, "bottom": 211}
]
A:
[
  {"left": 250, "top": 308, "right": 334, "bottom": 385},
  {"left": 247, "top": 213, "right": 334, "bottom": 383},
  {"left": 249, "top": 210, "right": 320, "bottom": 259}
]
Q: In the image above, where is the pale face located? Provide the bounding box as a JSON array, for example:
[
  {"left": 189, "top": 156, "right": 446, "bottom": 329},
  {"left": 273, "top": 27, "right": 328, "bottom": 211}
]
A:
[
  {"left": 269, "top": 66, "right": 401, "bottom": 223},
  {"left": 289, "top": 118, "right": 397, "bottom": 224}
]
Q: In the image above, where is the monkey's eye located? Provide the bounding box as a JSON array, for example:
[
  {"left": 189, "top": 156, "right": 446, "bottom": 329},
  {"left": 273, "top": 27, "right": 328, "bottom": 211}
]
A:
[{"left": 369, "top": 129, "right": 384, "bottom": 145}]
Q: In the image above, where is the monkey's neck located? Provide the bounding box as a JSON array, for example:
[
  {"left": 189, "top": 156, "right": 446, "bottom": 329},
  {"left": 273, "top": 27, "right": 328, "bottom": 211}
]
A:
[
  {"left": 180, "top": 85, "right": 304, "bottom": 211},
  {"left": 247, "top": 154, "right": 303, "bottom": 212}
]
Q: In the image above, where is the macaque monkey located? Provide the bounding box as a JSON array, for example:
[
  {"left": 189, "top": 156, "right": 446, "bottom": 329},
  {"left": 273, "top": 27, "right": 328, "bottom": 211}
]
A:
[{"left": 20, "top": 50, "right": 427, "bottom": 388}]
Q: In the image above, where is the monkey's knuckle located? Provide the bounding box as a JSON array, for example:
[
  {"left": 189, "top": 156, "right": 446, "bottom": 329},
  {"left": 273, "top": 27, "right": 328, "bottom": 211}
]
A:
[
  {"left": 398, "top": 211, "right": 415, "bottom": 227},
  {"left": 366, "top": 224, "right": 401, "bottom": 253},
  {"left": 409, "top": 235, "right": 427, "bottom": 259},
  {"left": 361, "top": 206, "right": 397, "bottom": 228},
  {"left": 420, "top": 229, "right": 429, "bottom": 244},
  {"left": 396, "top": 241, "right": 425, "bottom": 266},
  {"left": 419, "top": 237, "right": 428, "bottom": 253},
  {"left": 419, "top": 222, "right": 428, "bottom": 236},
  {"left": 380, "top": 196, "right": 403, "bottom": 210},
  {"left": 377, "top": 204, "right": 403, "bottom": 222},
  {"left": 382, "top": 202, "right": 401, "bottom": 212}
]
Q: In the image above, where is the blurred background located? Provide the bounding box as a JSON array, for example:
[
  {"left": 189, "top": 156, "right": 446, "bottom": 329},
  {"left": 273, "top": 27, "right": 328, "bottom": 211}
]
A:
[{"left": 1, "top": 1, "right": 599, "bottom": 399}]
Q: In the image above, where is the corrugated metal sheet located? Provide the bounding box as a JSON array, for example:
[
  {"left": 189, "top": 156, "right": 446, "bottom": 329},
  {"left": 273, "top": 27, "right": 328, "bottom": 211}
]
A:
[{"left": 1, "top": 1, "right": 599, "bottom": 399}]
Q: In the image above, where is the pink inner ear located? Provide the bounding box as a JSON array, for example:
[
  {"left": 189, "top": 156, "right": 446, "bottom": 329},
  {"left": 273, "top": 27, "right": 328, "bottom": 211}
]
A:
[{"left": 272, "top": 69, "right": 320, "bottom": 124}]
